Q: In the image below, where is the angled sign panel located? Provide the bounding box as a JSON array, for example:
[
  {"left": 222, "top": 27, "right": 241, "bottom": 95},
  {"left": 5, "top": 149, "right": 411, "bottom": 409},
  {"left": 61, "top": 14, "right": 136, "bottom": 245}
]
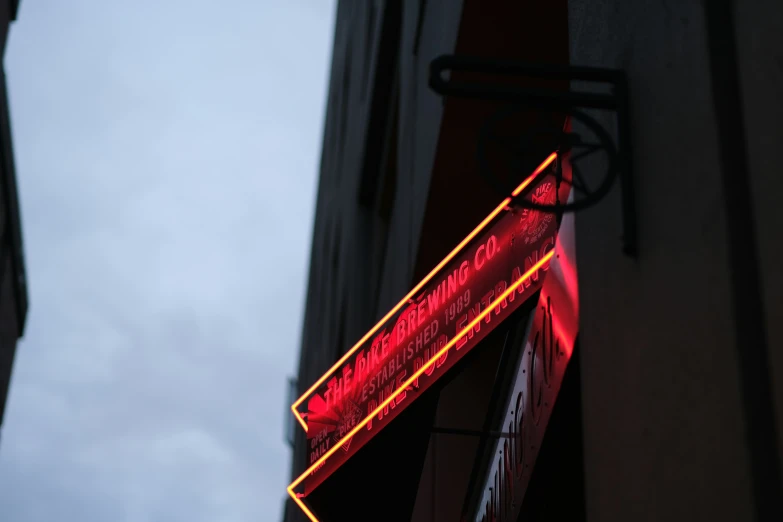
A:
[{"left": 288, "top": 153, "right": 571, "bottom": 522}]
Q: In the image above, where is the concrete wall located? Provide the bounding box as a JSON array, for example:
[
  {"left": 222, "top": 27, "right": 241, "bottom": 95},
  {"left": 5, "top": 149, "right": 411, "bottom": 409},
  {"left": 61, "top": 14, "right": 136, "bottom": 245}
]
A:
[
  {"left": 0, "top": 245, "right": 20, "bottom": 429},
  {"left": 569, "top": 1, "right": 781, "bottom": 520},
  {"left": 0, "top": 0, "right": 18, "bottom": 57}
]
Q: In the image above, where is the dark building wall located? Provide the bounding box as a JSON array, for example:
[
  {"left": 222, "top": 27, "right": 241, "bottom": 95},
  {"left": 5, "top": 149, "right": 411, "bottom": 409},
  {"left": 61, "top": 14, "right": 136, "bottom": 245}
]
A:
[
  {"left": 286, "top": 0, "right": 783, "bottom": 521},
  {"left": 0, "top": 0, "right": 28, "bottom": 438},
  {"left": 736, "top": 0, "right": 783, "bottom": 458},
  {"left": 570, "top": 1, "right": 781, "bottom": 521},
  {"left": 0, "top": 0, "right": 26, "bottom": 436}
]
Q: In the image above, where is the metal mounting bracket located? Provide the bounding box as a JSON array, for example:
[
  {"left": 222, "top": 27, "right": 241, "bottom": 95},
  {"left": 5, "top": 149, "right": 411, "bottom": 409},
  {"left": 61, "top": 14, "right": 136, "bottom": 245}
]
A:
[{"left": 429, "top": 54, "right": 638, "bottom": 258}]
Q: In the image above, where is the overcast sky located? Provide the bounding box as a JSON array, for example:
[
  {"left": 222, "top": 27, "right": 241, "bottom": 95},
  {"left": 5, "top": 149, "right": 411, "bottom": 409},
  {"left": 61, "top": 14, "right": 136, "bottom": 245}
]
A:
[{"left": 0, "top": 1, "right": 335, "bottom": 521}]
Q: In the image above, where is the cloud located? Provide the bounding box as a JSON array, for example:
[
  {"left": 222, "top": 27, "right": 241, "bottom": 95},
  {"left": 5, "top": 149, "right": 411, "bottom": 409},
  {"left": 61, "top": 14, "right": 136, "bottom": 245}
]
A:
[{"left": 0, "top": 1, "right": 335, "bottom": 521}]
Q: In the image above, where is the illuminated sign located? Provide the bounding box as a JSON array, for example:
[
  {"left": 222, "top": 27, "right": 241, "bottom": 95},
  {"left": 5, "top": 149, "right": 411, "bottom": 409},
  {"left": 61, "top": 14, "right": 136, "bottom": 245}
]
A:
[
  {"left": 287, "top": 153, "right": 570, "bottom": 522},
  {"left": 472, "top": 207, "right": 579, "bottom": 522}
]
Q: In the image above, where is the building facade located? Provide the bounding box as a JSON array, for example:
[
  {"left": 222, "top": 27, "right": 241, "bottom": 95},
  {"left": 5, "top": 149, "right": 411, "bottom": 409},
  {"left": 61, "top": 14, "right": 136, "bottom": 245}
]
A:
[
  {"left": 284, "top": 1, "right": 783, "bottom": 521},
  {"left": 0, "top": 0, "right": 28, "bottom": 445}
]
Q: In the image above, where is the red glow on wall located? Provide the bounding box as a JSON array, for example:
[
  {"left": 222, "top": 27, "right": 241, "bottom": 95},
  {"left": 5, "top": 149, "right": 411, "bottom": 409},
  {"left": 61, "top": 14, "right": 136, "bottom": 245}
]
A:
[{"left": 288, "top": 152, "right": 568, "bottom": 522}]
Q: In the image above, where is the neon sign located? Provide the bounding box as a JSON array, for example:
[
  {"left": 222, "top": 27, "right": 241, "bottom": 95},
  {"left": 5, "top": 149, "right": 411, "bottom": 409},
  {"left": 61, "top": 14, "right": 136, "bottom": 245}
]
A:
[{"left": 288, "top": 153, "right": 570, "bottom": 522}]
